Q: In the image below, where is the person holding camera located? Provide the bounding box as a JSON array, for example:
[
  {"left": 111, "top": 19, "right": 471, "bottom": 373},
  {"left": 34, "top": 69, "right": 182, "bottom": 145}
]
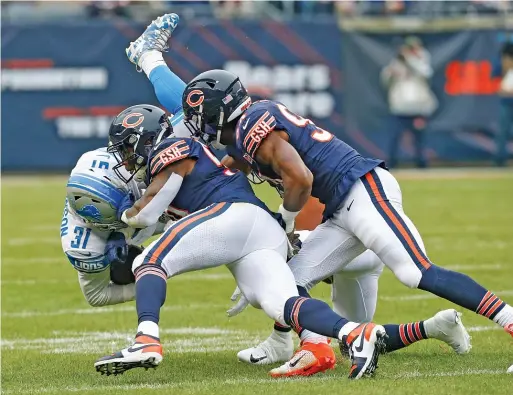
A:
[{"left": 381, "top": 36, "right": 437, "bottom": 168}]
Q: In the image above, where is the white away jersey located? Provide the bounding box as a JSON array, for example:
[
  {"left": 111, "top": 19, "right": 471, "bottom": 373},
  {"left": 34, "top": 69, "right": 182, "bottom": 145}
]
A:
[{"left": 61, "top": 148, "right": 157, "bottom": 273}]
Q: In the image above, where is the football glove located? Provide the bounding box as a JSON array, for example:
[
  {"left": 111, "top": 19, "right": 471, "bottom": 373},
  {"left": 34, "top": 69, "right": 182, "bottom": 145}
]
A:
[
  {"left": 226, "top": 286, "right": 249, "bottom": 317},
  {"left": 110, "top": 245, "right": 141, "bottom": 285},
  {"left": 105, "top": 232, "right": 128, "bottom": 265},
  {"left": 286, "top": 232, "right": 302, "bottom": 260}
]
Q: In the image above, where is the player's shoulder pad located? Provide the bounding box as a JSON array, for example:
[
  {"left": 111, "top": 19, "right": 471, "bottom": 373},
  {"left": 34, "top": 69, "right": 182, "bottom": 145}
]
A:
[
  {"left": 149, "top": 137, "right": 198, "bottom": 177},
  {"left": 235, "top": 100, "right": 279, "bottom": 158}
]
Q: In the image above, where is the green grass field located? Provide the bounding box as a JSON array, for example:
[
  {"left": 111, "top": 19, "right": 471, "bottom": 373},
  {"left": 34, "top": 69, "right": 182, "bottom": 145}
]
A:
[{"left": 2, "top": 170, "right": 513, "bottom": 395}]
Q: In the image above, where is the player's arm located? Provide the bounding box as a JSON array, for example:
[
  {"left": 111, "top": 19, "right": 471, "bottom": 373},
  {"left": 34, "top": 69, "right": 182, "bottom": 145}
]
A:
[
  {"left": 221, "top": 154, "right": 251, "bottom": 174},
  {"left": 65, "top": 247, "right": 136, "bottom": 307},
  {"left": 121, "top": 159, "right": 195, "bottom": 228},
  {"left": 62, "top": 228, "right": 134, "bottom": 307},
  {"left": 77, "top": 271, "right": 135, "bottom": 307},
  {"left": 255, "top": 131, "right": 313, "bottom": 232}
]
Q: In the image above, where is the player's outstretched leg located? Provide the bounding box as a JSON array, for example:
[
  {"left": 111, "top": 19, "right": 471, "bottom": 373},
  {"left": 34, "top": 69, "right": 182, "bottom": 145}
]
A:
[
  {"left": 231, "top": 252, "right": 388, "bottom": 380},
  {"left": 277, "top": 295, "right": 387, "bottom": 380},
  {"left": 266, "top": 286, "right": 337, "bottom": 377},
  {"left": 417, "top": 265, "right": 513, "bottom": 337},
  {"left": 348, "top": 167, "right": 513, "bottom": 339},
  {"left": 241, "top": 308, "right": 472, "bottom": 369},
  {"left": 338, "top": 309, "right": 471, "bottom": 357},
  {"left": 238, "top": 285, "right": 337, "bottom": 376},
  {"left": 126, "top": 13, "right": 186, "bottom": 117},
  {"left": 94, "top": 264, "right": 166, "bottom": 375},
  {"left": 382, "top": 309, "right": 471, "bottom": 354},
  {"left": 126, "top": 13, "right": 179, "bottom": 68}
]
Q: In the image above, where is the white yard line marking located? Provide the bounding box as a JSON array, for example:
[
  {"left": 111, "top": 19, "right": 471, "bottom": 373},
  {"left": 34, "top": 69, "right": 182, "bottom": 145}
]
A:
[
  {"left": 467, "top": 326, "right": 503, "bottom": 332},
  {"left": 0, "top": 279, "right": 70, "bottom": 285},
  {"left": 0, "top": 273, "right": 233, "bottom": 285},
  {"left": 2, "top": 257, "right": 62, "bottom": 265},
  {"left": 1, "top": 327, "right": 262, "bottom": 355},
  {"left": 52, "top": 327, "right": 245, "bottom": 336},
  {"left": 1, "top": 369, "right": 507, "bottom": 394},
  {"left": 392, "top": 369, "right": 506, "bottom": 379},
  {"left": 6, "top": 237, "right": 57, "bottom": 246},
  {"left": 1, "top": 323, "right": 506, "bottom": 357},
  {"left": 2, "top": 303, "right": 226, "bottom": 318}
]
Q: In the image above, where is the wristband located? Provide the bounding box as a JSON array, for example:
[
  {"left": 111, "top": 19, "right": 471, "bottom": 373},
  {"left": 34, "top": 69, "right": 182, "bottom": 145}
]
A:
[{"left": 278, "top": 204, "right": 300, "bottom": 233}]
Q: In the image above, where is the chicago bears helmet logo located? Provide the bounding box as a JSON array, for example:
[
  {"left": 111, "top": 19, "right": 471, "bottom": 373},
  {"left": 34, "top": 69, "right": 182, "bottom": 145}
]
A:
[
  {"left": 121, "top": 112, "right": 145, "bottom": 128},
  {"left": 186, "top": 90, "right": 205, "bottom": 107}
]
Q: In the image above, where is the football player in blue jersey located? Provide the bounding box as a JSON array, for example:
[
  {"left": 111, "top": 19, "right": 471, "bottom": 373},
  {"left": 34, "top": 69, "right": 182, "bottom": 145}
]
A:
[
  {"left": 119, "top": 13, "right": 478, "bottom": 378},
  {"left": 94, "top": 102, "right": 391, "bottom": 380},
  {"left": 179, "top": 68, "right": 513, "bottom": 372}
]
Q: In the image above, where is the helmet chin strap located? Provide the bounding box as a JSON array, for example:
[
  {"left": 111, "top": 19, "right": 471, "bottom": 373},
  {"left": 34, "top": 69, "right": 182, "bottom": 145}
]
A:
[{"left": 214, "top": 107, "right": 226, "bottom": 149}]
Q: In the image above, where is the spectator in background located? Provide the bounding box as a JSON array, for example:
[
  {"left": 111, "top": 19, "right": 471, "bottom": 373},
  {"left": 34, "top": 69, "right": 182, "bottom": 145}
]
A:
[
  {"left": 381, "top": 36, "right": 437, "bottom": 168},
  {"left": 493, "top": 41, "right": 513, "bottom": 166},
  {"left": 211, "top": 0, "right": 256, "bottom": 19},
  {"left": 85, "top": 1, "right": 131, "bottom": 18}
]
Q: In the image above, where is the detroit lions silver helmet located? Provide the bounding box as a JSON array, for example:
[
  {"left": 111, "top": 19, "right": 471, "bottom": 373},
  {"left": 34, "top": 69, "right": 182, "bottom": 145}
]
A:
[{"left": 66, "top": 170, "right": 131, "bottom": 230}]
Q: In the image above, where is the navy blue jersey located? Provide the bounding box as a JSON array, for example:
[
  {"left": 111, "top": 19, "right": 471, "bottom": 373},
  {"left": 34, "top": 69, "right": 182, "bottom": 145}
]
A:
[
  {"left": 147, "top": 137, "right": 271, "bottom": 218},
  {"left": 234, "top": 100, "right": 384, "bottom": 219}
]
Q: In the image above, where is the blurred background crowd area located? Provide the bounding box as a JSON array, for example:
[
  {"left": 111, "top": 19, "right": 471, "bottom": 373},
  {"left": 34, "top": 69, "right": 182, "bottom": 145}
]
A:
[
  {"left": 2, "top": 0, "right": 513, "bottom": 22},
  {"left": 3, "top": 1, "right": 513, "bottom": 170}
]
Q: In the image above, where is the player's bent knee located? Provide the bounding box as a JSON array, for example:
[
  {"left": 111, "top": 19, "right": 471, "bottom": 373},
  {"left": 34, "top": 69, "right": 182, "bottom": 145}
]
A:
[
  {"left": 391, "top": 263, "right": 422, "bottom": 289},
  {"left": 131, "top": 253, "right": 145, "bottom": 273}
]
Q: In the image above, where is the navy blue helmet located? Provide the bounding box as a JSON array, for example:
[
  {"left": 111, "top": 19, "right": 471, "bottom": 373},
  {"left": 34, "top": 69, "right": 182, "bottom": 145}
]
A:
[
  {"left": 108, "top": 104, "right": 172, "bottom": 183},
  {"left": 182, "top": 69, "right": 251, "bottom": 149}
]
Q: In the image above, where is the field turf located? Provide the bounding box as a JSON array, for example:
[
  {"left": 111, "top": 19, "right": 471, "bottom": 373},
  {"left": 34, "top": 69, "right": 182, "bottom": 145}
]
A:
[{"left": 2, "top": 169, "right": 513, "bottom": 394}]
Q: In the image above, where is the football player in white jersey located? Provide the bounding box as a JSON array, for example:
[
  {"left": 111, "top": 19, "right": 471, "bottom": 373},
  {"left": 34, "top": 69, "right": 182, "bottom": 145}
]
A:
[
  {"left": 60, "top": 101, "right": 191, "bottom": 307},
  {"left": 60, "top": 147, "right": 164, "bottom": 306}
]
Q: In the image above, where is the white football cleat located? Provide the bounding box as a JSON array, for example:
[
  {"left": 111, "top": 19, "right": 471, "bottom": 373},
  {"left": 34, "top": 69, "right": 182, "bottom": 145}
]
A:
[
  {"left": 424, "top": 309, "right": 471, "bottom": 354},
  {"left": 126, "top": 13, "right": 179, "bottom": 69},
  {"left": 344, "top": 323, "right": 387, "bottom": 380},
  {"left": 94, "top": 332, "right": 163, "bottom": 376},
  {"left": 237, "top": 332, "right": 293, "bottom": 365}
]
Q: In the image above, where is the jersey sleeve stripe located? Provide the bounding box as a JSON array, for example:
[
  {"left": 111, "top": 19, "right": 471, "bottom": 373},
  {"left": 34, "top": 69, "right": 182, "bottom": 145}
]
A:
[
  {"left": 243, "top": 111, "right": 270, "bottom": 147},
  {"left": 151, "top": 153, "right": 188, "bottom": 176},
  {"left": 243, "top": 111, "right": 276, "bottom": 158},
  {"left": 150, "top": 140, "right": 190, "bottom": 175}
]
